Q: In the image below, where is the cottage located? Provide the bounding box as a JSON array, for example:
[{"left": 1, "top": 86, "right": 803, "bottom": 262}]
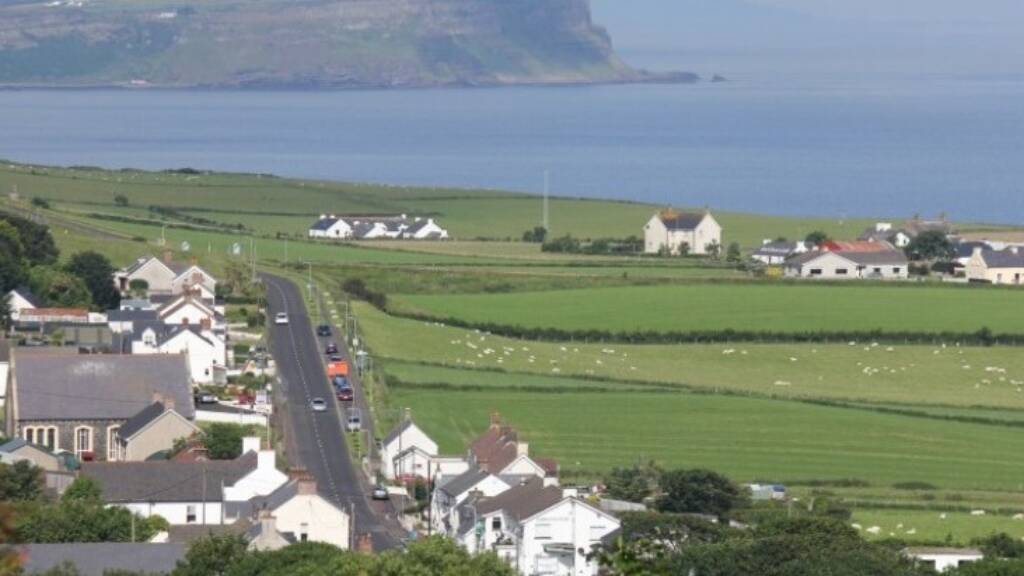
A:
[
  {"left": 381, "top": 419, "right": 439, "bottom": 480},
  {"left": 0, "top": 438, "right": 61, "bottom": 471},
  {"left": 858, "top": 223, "right": 913, "bottom": 248},
  {"left": 308, "top": 215, "right": 353, "bottom": 239},
  {"left": 156, "top": 293, "right": 222, "bottom": 330},
  {"left": 133, "top": 324, "right": 226, "bottom": 384},
  {"left": 965, "top": 246, "right": 1024, "bottom": 285},
  {"left": 456, "top": 477, "right": 619, "bottom": 576},
  {"left": 309, "top": 214, "right": 450, "bottom": 241},
  {"left": 114, "top": 254, "right": 216, "bottom": 301},
  {"left": 904, "top": 547, "right": 983, "bottom": 573},
  {"left": 232, "top": 475, "right": 351, "bottom": 550},
  {"left": 643, "top": 209, "right": 722, "bottom": 255},
  {"left": 5, "top": 286, "right": 41, "bottom": 322},
  {"left": 784, "top": 246, "right": 909, "bottom": 280},
  {"left": 468, "top": 416, "right": 558, "bottom": 481},
  {"left": 5, "top": 350, "right": 194, "bottom": 461},
  {"left": 431, "top": 468, "right": 513, "bottom": 535}
]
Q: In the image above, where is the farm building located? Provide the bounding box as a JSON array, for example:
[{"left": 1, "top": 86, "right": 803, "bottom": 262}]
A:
[
  {"left": 308, "top": 214, "right": 449, "bottom": 240},
  {"left": 965, "top": 246, "right": 1024, "bottom": 285},
  {"left": 784, "top": 243, "right": 909, "bottom": 280},
  {"left": 643, "top": 209, "right": 721, "bottom": 255},
  {"left": 751, "top": 240, "right": 809, "bottom": 265}
]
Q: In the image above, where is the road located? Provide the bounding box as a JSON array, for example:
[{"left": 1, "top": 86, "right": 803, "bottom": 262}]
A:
[{"left": 262, "top": 273, "right": 399, "bottom": 550}]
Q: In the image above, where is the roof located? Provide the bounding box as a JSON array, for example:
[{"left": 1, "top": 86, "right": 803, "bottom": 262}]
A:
[
  {"left": 106, "top": 309, "right": 159, "bottom": 322},
  {"left": 119, "top": 402, "right": 166, "bottom": 439},
  {"left": 9, "top": 286, "right": 42, "bottom": 307},
  {"left": 753, "top": 241, "right": 801, "bottom": 257},
  {"left": 786, "top": 249, "right": 908, "bottom": 267},
  {"left": 18, "top": 543, "right": 187, "bottom": 576},
  {"left": 473, "top": 477, "right": 563, "bottom": 521},
  {"left": 439, "top": 468, "right": 493, "bottom": 498},
  {"left": 310, "top": 217, "right": 340, "bottom": 231},
  {"left": 20, "top": 307, "right": 89, "bottom": 318},
  {"left": 383, "top": 420, "right": 415, "bottom": 446},
  {"left": 979, "top": 248, "right": 1024, "bottom": 269},
  {"left": 657, "top": 211, "right": 706, "bottom": 231},
  {"left": 165, "top": 522, "right": 249, "bottom": 544},
  {"left": 13, "top": 350, "right": 194, "bottom": 421},
  {"left": 405, "top": 219, "right": 431, "bottom": 235},
  {"left": 821, "top": 240, "right": 896, "bottom": 253},
  {"left": 469, "top": 425, "right": 520, "bottom": 473},
  {"left": 81, "top": 453, "right": 257, "bottom": 502},
  {"left": 0, "top": 438, "right": 29, "bottom": 453}
]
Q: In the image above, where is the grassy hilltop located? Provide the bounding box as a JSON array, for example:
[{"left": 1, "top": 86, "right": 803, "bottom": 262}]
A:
[{"left": 6, "top": 160, "right": 1024, "bottom": 544}]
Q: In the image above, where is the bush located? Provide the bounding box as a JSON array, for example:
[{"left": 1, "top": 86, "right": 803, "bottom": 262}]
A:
[
  {"left": 891, "top": 481, "right": 937, "bottom": 491},
  {"left": 31, "top": 197, "right": 50, "bottom": 209}
]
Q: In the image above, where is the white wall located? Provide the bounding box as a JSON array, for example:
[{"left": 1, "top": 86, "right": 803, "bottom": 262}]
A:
[
  {"left": 382, "top": 423, "right": 439, "bottom": 479},
  {"left": 273, "top": 494, "right": 350, "bottom": 549},
  {"left": 223, "top": 452, "right": 288, "bottom": 502},
  {"left": 161, "top": 301, "right": 216, "bottom": 327},
  {"left": 123, "top": 501, "right": 225, "bottom": 526},
  {"left": 518, "top": 499, "right": 619, "bottom": 576},
  {"left": 195, "top": 408, "right": 269, "bottom": 427}
]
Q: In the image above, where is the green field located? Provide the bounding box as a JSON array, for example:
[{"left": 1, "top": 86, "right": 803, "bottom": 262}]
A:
[
  {"left": 853, "top": 509, "right": 1024, "bottom": 542},
  {"left": 356, "top": 302, "right": 1024, "bottom": 408},
  {"left": 391, "top": 283, "right": 1024, "bottom": 334}
]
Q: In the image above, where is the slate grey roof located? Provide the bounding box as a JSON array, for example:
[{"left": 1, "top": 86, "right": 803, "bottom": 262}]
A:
[
  {"left": 225, "top": 478, "right": 299, "bottom": 518},
  {"left": 785, "top": 249, "right": 908, "bottom": 267},
  {"left": 383, "top": 420, "right": 414, "bottom": 446},
  {"left": 119, "top": 402, "right": 166, "bottom": 439},
  {"left": 980, "top": 249, "right": 1024, "bottom": 269},
  {"left": 11, "top": 286, "right": 42, "bottom": 307},
  {"left": 13, "top": 350, "right": 194, "bottom": 421},
  {"left": 659, "top": 212, "right": 706, "bottom": 231},
  {"left": 753, "top": 241, "right": 801, "bottom": 257},
  {"left": 405, "top": 220, "right": 430, "bottom": 235},
  {"left": 351, "top": 222, "right": 377, "bottom": 239},
  {"left": 311, "top": 217, "right": 340, "bottom": 231},
  {"left": 19, "top": 543, "right": 186, "bottom": 576},
  {"left": 123, "top": 256, "right": 158, "bottom": 276},
  {"left": 955, "top": 241, "right": 989, "bottom": 259},
  {"left": 0, "top": 438, "right": 29, "bottom": 453},
  {"left": 106, "top": 309, "right": 159, "bottom": 322},
  {"left": 81, "top": 453, "right": 257, "bottom": 502},
  {"left": 439, "top": 468, "right": 492, "bottom": 498},
  {"left": 473, "top": 477, "right": 563, "bottom": 521}
]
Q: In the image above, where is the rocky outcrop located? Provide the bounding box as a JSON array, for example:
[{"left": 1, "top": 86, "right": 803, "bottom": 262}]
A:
[{"left": 0, "top": 0, "right": 696, "bottom": 88}]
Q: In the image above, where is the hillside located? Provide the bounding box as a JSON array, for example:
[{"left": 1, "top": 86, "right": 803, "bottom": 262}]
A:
[{"left": 0, "top": 0, "right": 695, "bottom": 88}]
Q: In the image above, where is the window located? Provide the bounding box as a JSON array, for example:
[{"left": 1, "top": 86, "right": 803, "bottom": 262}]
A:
[
  {"left": 535, "top": 522, "right": 552, "bottom": 540},
  {"left": 75, "top": 426, "right": 93, "bottom": 458},
  {"left": 835, "top": 268, "right": 848, "bottom": 275},
  {"left": 300, "top": 522, "right": 309, "bottom": 542},
  {"left": 24, "top": 428, "right": 34, "bottom": 444},
  {"left": 107, "top": 427, "right": 121, "bottom": 461},
  {"left": 873, "top": 267, "right": 882, "bottom": 274},
  {"left": 25, "top": 427, "right": 58, "bottom": 451},
  {"left": 47, "top": 428, "right": 56, "bottom": 450},
  {"left": 809, "top": 268, "right": 823, "bottom": 276},
  {"left": 186, "top": 505, "right": 197, "bottom": 524},
  {"left": 893, "top": 267, "right": 902, "bottom": 274},
  {"left": 491, "top": 517, "right": 502, "bottom": 531}
]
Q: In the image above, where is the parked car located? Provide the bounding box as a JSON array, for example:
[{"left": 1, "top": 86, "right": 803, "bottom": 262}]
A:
[
  {"left": 316, "top": 324, "right": 332, "bottom": 337},
  {"left": 195, "top": 392, "right": 218, "bottom": 404},
  {"left": 329, "top": 355, "right": 344, "bottom": 363},
  {"left": 371, "top": 486, "right": 389, "bottom": 500},
  {"left": 332, "top": 375, "right": 349, "bottom": 389},
  {"left": 325, "top": 342, "right": 339, "bottom": 355},
  {"left": 274, "top": 312, "right": 289, "bottom": 325},
  {"left": 310, "top": 398, "right": 327, "bottom": 412},
  {"left": 336, "top": 388, "right": 354, "bottom": 402},
  {"left": 346, "top": 411, "right": 362, "bottom": 431}
]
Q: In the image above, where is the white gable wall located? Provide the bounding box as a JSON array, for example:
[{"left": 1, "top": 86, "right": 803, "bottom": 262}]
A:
[
  {"left": 273, "top": 493, "right": 350, "bottom": 549},
  {"left": 518, "top": 499, "right": 619, "bottom": 576}
]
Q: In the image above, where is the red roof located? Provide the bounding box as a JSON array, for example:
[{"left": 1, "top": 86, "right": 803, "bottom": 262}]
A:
[
  {"left": 820, "top": 240, "right": 895, "bottom": 253},
  {"left": 22, "top": 308, "right": 89, "bottom": 318}
]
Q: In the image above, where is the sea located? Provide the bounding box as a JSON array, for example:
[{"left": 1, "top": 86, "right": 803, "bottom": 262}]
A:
[{"left": 1, "top": 55, "right": 1022, "bottom": 223}]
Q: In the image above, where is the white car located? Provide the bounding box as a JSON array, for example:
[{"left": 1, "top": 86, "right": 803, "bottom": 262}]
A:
[
  {"left": 274, "top": 312, "right": 289, "bottom": 325},
  {"left": 310, "top": 398, "right": 327, "bottom": 412},
  {"left": 346, "top": 414, "right": 362, "bottom": 432}
]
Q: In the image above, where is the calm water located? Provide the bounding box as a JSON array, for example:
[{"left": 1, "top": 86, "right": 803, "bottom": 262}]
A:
[{"left": 1, "top": 76, "right": 1022, "bottom": 223}]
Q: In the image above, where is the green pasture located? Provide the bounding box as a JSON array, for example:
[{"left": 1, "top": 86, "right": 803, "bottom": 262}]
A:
[
  {"left": 355, "top": 303, "right": 1024, "bottom": 408},
  {"left": 390, "top": 283, "right": 1024, "bottom": 334},
  {"left": 391, "top": 386, "right": 1024, "bottom": 492},
  {"left": 853, "top": 509, "right": 1024, "bottom": 543}
]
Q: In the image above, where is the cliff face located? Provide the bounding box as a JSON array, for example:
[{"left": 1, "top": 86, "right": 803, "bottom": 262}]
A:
[{"left": 0, "top": 0, "right": 694, "bottom": 87}]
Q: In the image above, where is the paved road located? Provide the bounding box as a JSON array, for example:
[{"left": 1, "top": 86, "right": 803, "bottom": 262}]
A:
[{"left": 262, "top": 273, "right": 398, "bottom": 550}]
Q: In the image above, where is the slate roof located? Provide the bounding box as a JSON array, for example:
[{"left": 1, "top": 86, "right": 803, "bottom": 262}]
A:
[
  {"left": 979, "top": 249, "right": 1024, "bottom": 269},
  {"left": 10, "top": 286, "right": 42, "bottom": 307},
  {"left": 13, "top": 350, "right": 194, "bottom": 421},
  {"left": 405, "top": 219, "right": 430, "bottom": 235},
  {"left": 226, "top": 477, "right": 300, "bottom": 518},
  {"left": 903, "top": 547, "right": 983, "bottom": 556},
  {"left": 19, "top": 543, "right": 187, "bottom": 576},
  {"left": 119, "top": 402, "right": 166, "bottom": 439},
  {"left": 753, "top": 241, "right": 802, "bottom": 257},
  {"left": 81, "top": 452, "right": 257, "bottom": 502},
  {"left": 383, "top": 420, "right": 415, "bottom": 446},
  {"left": 0, "top": 438, "right": 29, "bottom": 453},
  {"left": 473, "top": 477, "right": 563, "bottom": 521},
  {"left": 106, "top": 309, "right": 159, "bottom": 322},
  {"left": 955, "top": 241, "right": 990, "bottom": 259},
  {"left": 786, "top": 249, "right": 908, "bottom": 267},
  {"left": 439, "top": 468, "right": 493, "bottom": 498},
  {"left": 658, "top": 212, "right": 706, "bottom": 231},
  {"left": 311, "top": 217, "right": 340, "bottom": 231}
]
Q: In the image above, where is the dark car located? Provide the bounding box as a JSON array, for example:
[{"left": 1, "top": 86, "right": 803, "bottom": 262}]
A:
[
  {"left": 316, "top": 324, "right": 332, "bottom": 337},
  {"left": 325, "top": 343, "right": 339, "bottom": 355},
  {"left": 332, "top": 375, "right": 349, "bottom": 389},
  {"left": 329, "top": 354, "right": 344, "bottom": 363},
  {"left": 336, "top": 387, "right": 354, "bottom": 402}
]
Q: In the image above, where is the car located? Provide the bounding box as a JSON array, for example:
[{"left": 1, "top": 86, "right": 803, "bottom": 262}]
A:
[
  {"left": 371, "top": 486, "right": 389, "bottom": 501},
  {"left": 310, "top": 398, "right": 327, "bottom": 412},
  {"left": 346, "top": 413, "right": 362, "bottom": 432},
  {"left": 325, "top": 343, "right": 339, "bottom": 355},
  {"left": 316, "top": 324, "right": 332, "bottom": 337},
  {"left": 329, "top": 355, "right": 344, "bottom": 363},
  {"left": 332, "top": 375, "right": 349, "bottom": 388},
  {"left": 336, "top": 388, "right": 354, "bottom": 402},
  {"left": 274, "top": 312, "right": 289, "bottom": 325},
  {"left": 194, "top": 393, "right": 218, "bottom": 404}
]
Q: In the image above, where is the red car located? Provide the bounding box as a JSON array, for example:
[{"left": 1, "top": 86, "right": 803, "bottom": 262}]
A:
[{"left": 336, "top": 387, "right": 354, "bottom": 402}]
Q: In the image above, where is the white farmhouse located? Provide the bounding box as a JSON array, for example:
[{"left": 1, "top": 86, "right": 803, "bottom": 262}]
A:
[
  {"left": 904, "top": 547, "right": 983, "bottom": 573},
  {"left": 965, "top": 246, "right": 1024, "bottom": 285},
  {"left": 132, "top": 325, "right": 226, "bottom": 384},
  {"left": 308, "top": 215, "right": 353, "bottom": 239},
  {"left": 381, "top": 419, "right": 439, "bottom": 480},
  {"left": 643, "top": 209, "right": 722, "bottom": 255},
  {"left": 308, "top": 214, "right": 449, "bottom": 241},
  {"left": 456, "top": 478, "right": 619, "bottom": 576}
]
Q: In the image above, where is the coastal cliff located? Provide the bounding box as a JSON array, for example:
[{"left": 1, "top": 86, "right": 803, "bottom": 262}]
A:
[{"left": 0, "top": 0, "right": 696, "bottom": 88}]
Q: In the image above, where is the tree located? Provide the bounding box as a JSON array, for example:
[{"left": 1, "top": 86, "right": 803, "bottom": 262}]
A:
[
  {"left": 61, "top": 476, "right": 102, "bottom": 503},
  {"left": 28, "top": 266, "right": 93, "bottom": 309},
  {"left": 114, "top": 194, "right": 130, "bottom": 207},
  {"left": 65, "top": 251, "right": 120, "bottom": 310},
  {"left": 0, "top": 213, "right": 59, "bottom": 265},
  {"left": 953, "top": 559, "right": 1024, "bottom": 576},
  {"left": 677, "top": 242, "right": 690, "bottom": 257},
  {"left": 725, "top": 242, "right": 742, "bottom": 263},
  {"left": 604, "top": 462, "right": 661, "bottom": 503},
  {"left": 704, "top": 240, "right": 722, "bottom": 259},
  {"left": 376, "top": 536, "right": 517, "bottom": 576},
  {"left": 0, "top": 504, "right": 19, "bottom": 576},
  {"left": 0, "top": 460, "right": 44, "bottom": 501},
  {"left": 204, "top": 424, "right": 245, "bottom": 460},
  {"left": 656, "top": 469, "right": 748, "bottom": 517},
  {"left": 31, "top": 197, "right": 50, "bottom": 209},
  {"left": 905, "top": 230, "right": 955, "bottom": 262},
  {"left": 128, "top": 278, "right": 149, "bottom": 298},
  {"left": 172, "top": 534, "right": 249, "bottom": 576},
  {"left": 522, "top": 226, "right": 548, "bottom": 243},
  {"left": 0, "top": 221, "right": 27, "bottom": 292},
  {"left": 16, "top": 500, "right": 162, "bottom": 543},
  {"left": 805, "top": 230, "right": 829, "bottom": 246}
]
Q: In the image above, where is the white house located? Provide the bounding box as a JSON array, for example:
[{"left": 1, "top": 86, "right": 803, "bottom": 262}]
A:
[
  {"left": 456, "top": 478, "right": 619, "bottom": 576},
  {"left": 309, "top": 215, "right": 449, "bottom": 241},
  {"left": 404, "top": 218, "right": 449, "bottom": 240},
  {"left": 965, "top": 246, "right": 1024, "bottom": 285},
  {"left": 308, "top": 215, "right": 354, "bottom": 239},
  {"left": 904, "top": 547, "right": 983, "bottom": 573},
  {"left": 858, "top": 223, "right": 913, "bottom": 248},
  {"left": 133, "top": 325, "right": 226, "bottom": 384},
  {"left": 784, "top": 248, "right": 909, "bottom": 280},
  {"left": 392, "top": 449, "right": 469, "bottom": 485},
  {"left": 381, "top": 419, "right": 439, "bottom": 480},
  {"left": 431, "top": 468, "right": 512, "bottom": 535},
  {"left": 643, "top": 209, "right": 722, "bottom": 255},
  {"left": 157, "top": 294, "right": 221, "bottom": 329},
  {"left": 115, "top": 255, "right": 217, "bottom": 301},
  {"left": 5, "top": 287, "right": 41, "bottom": 322},
  {"left": 239, "top": 476, "right": 350, "bottom": 550},
  {"left": 751, "top": 240, "right": 809, "bottom": 265},
  {"left": 82, "top": 437, "right": 287, "bottom": 526}
]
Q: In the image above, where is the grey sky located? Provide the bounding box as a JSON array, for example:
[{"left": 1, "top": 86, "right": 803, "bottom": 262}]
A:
[{"left": 591, "top": 0, "right": 1024, "bottom": 78}]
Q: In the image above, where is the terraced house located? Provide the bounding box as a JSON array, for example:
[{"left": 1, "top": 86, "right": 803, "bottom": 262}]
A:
[{"left": 308, "top": 214, "right": 449, "bottom": 240}]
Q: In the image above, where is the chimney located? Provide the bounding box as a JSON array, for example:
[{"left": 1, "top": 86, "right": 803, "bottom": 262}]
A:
[
  {"left": 403, "top": 407, "right": 411, "bottom": 422},
  {"left": 489, "top": 411, "right": 501, "bottom": 430},
  {"left": 762, "top": 239, "right": 771, "bottom": 246},
  {"left": 357, "top": 534, "right": 373, "bottom": 554},
  {"left": 1012, "top": 247, "right": 1020, "bottom": 255},
  {"left": 516, "top": 442, "right": 529, "bottom": 457},
  {"left": 297, "top": 477, "right": 318, "bottom": 496},
  {"left": 972, "top": 246, "right": 984, "bottom": 258},
  {"left": 242, "top": 436, "right": 261, "bottom": 454},
  {"left": 162, "top": 250, "right": 173, "bottom": 264},
  {"left": 320, "top": 214, "right": 327, "bottom": 220},
  {"left": 257, "top": 449, "right": 276, "bottom": 471},
  {"left": 164, "top": 396, "right": 176, "bottom": 412},
  {"left": 258, "top": 510, "right": 277, "bottom": 538}
]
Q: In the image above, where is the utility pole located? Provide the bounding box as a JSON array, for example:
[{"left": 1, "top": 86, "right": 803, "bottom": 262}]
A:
[{"left": 542, "top": 170, "right": 550, "bottom": 231}]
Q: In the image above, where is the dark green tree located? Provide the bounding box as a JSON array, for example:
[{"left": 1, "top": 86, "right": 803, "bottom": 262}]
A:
[
  {"left": 522, "top": 226, "right": 548, "bottom": 243},
  {"left": 114, "top": 194, "right": 130, "bottom": 207},
  {"left": 656, "top": 469, "right": 749, "bottom": 517},
  {"left": 952, "top": 559, "right": 1024, "bottom": 575},
  {"left": 0, "top": 461, "right": 44, "bottom": 501},
  {"left": 172, "top": 534, "right": 249, "bottom": 576},
  {"left": 0, "top": 213, "right": 59, "bottom": 265},
  {"left": 31, "top": 197, "right": 50, "bottom": 209},
  {"left": 204, "top": 424, "right": 245, "bottom": 460},
  {"left": 61, "top": 476, "right": 102, "bottom": 503},
  {"left": 0, "top": 221, "right": 27, "bottom": 292},
  {"left": 28, "top": 266, "right": 93, "bottom": 309},
  {"left": 905, "top": 230, "right": 955, "bottom": 262},
  {"left": 604, "top": 462, "right": 661, "bottom": 503},
  {"left": 725, "top": 242, "right": 742, "bottom": 263},
  {"left": 65, "top": 251, "right": 120, "bottom": 310},
  {"left": 805, "top": 230, "right": 830, "bottom": 246}
]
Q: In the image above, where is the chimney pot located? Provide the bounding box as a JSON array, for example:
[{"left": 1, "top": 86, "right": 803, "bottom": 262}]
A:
[{"left": 516, "top": 442, "right": 529, "bottom": 457}]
